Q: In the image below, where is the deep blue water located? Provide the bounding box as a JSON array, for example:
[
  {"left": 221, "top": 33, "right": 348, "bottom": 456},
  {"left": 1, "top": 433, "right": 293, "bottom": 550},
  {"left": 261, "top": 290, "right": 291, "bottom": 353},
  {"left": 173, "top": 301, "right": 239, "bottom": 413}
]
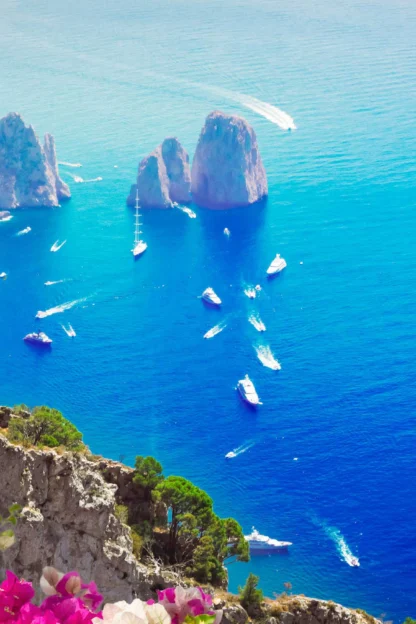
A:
[{"left": 1, "top": 0, "right": 416, "bottom": 620}]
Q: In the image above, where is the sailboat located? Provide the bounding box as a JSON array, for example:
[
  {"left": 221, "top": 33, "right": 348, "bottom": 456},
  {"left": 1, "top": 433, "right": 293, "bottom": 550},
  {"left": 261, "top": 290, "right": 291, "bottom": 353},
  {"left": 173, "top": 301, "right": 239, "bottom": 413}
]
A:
[{"left": 132, "top": 189, "right": 147, "bottom": 258}]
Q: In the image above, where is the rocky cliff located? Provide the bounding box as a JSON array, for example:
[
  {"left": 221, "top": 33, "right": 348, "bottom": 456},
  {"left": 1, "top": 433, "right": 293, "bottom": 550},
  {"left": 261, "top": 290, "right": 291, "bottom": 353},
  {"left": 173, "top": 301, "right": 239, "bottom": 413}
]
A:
[
  {"left": 191, "top": 111, "right": 267, "bottom": 208},
  {"left": 0, "top": 112, "right": 70, "bottom": 209},
  {"left": 127, "top": 137, "right": 191, "bottom": 208}
]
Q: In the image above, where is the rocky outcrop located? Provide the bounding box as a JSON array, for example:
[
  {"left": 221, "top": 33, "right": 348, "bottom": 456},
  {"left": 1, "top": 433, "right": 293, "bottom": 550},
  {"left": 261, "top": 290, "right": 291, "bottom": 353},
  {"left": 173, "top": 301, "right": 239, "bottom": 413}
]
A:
[
  {"left": 0, "top": 113, "right": 70, "bottom": 209},
  {"left": 191, "top": 111, "right": 267, "bottom": 208},
  {"left": 127, "top": 137, "right": 191, "bottom": 208},
  {"left": 0, "top": 435, "right": 166, "bottom": 602}
]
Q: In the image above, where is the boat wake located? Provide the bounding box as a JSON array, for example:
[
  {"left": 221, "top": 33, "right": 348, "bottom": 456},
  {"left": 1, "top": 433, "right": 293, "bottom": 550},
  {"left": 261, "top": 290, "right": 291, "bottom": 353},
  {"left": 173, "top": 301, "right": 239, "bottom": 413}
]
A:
[
  {"left": 225, "top": 441, "right": 255, "bottom": 459},
  {"left": 177, "top": 205, "right": 196, "bottom": 219},
  {"left": 61, "top": 323, "right": 76, "bottom": 337},
  {"left": 69, "top": 174, "right": 102, "bottom": 184},
  {"left": 45, "top": 279, "right": 68, "bottom": 286},
  {"left": 58, "top": 161, "right": 82, "bottom": 168},
  {"left": 50, "top": 240, "right": 67, "bottom": 252},
  {"left": 311, "top": 516, "right": 360, "bottom": 567},
  {"left": 204, "top": 321, "right": 227, "bottom": 339},
  {"left": 248, "top": 314, "right": 266, "bottom": 332},
  {"left": 17, "top": 227, "right": 31, "bottom": 236},
  {"left": 36, "top": 298, "right": 86, "bottom": 319},
  {"left": 244, "top": 286, "right": 256, "bottom": 299},
  {"left": 255, "top": 345, "right": 281, "bottom": 370}
]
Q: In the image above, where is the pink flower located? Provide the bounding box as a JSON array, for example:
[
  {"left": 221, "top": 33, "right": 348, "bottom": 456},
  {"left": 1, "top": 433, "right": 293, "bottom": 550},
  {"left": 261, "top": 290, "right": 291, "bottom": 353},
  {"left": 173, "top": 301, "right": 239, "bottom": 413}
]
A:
[
  {"left": 40, "top": 569, "right": 103, "bottom": 614},
  {"left": 16, "top": 603, "right": 58, "bottom": 624},
  {"left": 156, "top": 588, "right": 221, "bottom": 624},
  {"left": 0, "top": 571, "right": 34, "bottom": 621}
]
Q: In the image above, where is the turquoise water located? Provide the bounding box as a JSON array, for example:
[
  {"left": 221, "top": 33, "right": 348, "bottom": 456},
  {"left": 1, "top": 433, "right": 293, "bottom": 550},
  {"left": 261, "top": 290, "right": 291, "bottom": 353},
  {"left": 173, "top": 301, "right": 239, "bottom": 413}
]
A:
[{"left": 1, "top": 0, "right": 416, "bottom": 620}]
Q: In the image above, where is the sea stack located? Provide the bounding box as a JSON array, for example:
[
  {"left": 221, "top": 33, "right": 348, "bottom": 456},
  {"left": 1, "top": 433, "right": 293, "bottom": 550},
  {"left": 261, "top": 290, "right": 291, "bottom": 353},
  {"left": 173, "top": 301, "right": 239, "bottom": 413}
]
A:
[
  {"left": 127, "top": 137, "right": 191, "bottom": 208},
  {"left": 191, "top": 111, "right": 268, "bottom": 208},
  {"left": 0, "top": 113, "right": 70, "bottom": 209}
]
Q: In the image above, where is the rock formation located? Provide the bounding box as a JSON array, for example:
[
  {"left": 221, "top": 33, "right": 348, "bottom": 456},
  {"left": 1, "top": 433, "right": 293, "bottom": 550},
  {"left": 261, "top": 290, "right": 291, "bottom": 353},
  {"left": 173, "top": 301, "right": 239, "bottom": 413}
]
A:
[
  {"left": 0, "top": 112, "right": 70, "bottom": 209},
  {"left": 127, "top": 137, "right": 191, "bottom": 208},
  {"left": 191, "top": 111, "right": 267, "bottom": 208},
  {"left": 0, "top": 434, "right": 168, "bottom": 602}
]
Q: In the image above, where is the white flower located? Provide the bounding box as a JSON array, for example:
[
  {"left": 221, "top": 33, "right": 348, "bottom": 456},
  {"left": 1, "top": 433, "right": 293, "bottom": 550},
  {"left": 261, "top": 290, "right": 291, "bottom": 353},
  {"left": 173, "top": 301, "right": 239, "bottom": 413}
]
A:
[
  {"left": 94, "top": 599, "right": 170, "bottom": 624},
  {"left": 40, "top": 567, "right": 64, "bottom": 596}
]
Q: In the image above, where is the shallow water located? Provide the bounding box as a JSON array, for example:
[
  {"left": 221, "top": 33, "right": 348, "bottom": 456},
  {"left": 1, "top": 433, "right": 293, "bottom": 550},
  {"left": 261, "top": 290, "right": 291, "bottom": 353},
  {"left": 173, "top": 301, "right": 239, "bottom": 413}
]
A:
[{"left": 1, "top": 0, "right": 416, "bottom": 619}]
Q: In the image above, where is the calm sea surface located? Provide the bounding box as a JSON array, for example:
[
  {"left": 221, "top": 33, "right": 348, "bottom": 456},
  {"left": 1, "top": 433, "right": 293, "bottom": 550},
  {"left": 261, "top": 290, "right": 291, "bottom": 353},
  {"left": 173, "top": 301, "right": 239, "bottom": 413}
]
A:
[{"left": 1, "top": 0, "right": 416, "bottom": 620}]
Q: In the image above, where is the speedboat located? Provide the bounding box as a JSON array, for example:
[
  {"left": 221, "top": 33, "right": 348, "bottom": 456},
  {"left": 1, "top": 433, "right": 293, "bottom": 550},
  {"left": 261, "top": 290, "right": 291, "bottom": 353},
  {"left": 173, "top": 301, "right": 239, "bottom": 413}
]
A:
[
  {"left": 132, "top": 240, "right": 147, "bottom": 258},
  {"left": 18, "top": 226, "right": 31, "bottom": 235},
  {"left": 244, "top": 287, "right": 256, "bottom": 299},
  {"left": 266, "top": 254, "right": 287, "bottom": 276},
  {"left": 0, "top": 272, "right": 6, "bottom": 279},
  {"left": 224, "top": 228, "right": 230, "bottom": 237},
  {"left": 202, "top": 287, "right": 221, "bottom": 306},
  {"left": 24, "top": 332, "right": 52, "bottom": 345},
  {"left": 0, "top": 210, "right": 12, "bottom": 222},
  {"left": 237, "top": 375, "right": 261, "bottom": 406},
  {"left": 245, "top": 527, "right": 292, "bottom": 552},
  {"left": 225, "top": 451, "right": 236, "bottom": 459},
  {"left": 255, "top": 285, "right": 261, "bottom": 292},
  {"left": 349, "top": 557, "right": 360, "bottom": 567}
]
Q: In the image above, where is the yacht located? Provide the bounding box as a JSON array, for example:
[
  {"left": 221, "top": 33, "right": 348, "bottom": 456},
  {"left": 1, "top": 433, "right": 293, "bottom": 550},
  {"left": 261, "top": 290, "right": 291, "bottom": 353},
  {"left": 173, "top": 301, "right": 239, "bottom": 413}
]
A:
[
  {"left": 266, "top": 254, "right": 287, "bottom": 276},
  {"left": 24, "top": 332, "right": 52, "bottom": 346},
  {"left": 0, "top": 272, "right": 6, "bottom": 279},
  {"left": 237, "top": 375, "right": 261, "bottom": 406},
  {"left": 245, "top": 527, "right": 292, "bottom": 552},
  {"left": 202, "top": 287, "right": 222, "bottom": 306},
  {"left": 132, "top": 189, "right": 147, "bottom": 258}
]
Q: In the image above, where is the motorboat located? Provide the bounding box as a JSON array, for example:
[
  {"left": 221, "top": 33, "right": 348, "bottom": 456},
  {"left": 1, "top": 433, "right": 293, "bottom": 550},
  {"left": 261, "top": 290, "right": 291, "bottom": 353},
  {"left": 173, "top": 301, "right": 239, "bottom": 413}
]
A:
[
  {"left": 0, "top": 272, "right": 6, "bottom": 279},
  {"left": 24, "top": 332, "right": 52, "bottom": 345},
  {"left": 132, "top": 189, "right": 147, "bottom": 257},
  {"left": 237, "top": 375, "right": 261, "bottom": 406},
  {"left": 349, "top": 557, "right": 360, "bottom": 567},
  {"left": 224, "top": 228, "right": 230, "bottom": 237},
  {"left": 0, "top": 210, "right": 12, "bottom": 222},
  {"left": 245, "top": 527, "right": 292, "bottom": 551},
  {"left": 266, "top": 254, "right": 287, "bottom": 276},
  {"left": 18, "top": 226, "right": 31, "bottom": 235},
  {"left": 225, "top": 451, "right": 236, "bottom": 459},
  {"left": 202, "top": 287, "right": 221, "bottom": 306},
  {"left": 244, "top": 287, "right": 256, "bottom": 299}
]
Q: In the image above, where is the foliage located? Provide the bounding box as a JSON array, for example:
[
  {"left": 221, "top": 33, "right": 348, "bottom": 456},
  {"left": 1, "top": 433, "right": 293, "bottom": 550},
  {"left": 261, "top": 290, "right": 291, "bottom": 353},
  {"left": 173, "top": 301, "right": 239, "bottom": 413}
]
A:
[
  {"left": 131, "top": 528, "right": 144, "bottom": 560},
  {"left": 7, "top": 405, "right": 85, "bottom": 451},
  {"left": 403, "top": 620, "right": 416, "bottom": 624},
  {"left": 133, "top": 456, "right": 164, "bottom": 499},
  {"left": 239, "top": 573, "right": 264, "bottom": 611},
  {"left": 114, "top": 504, "right": 129, "bottom": 525},
  {"left": 0, "top": 504, "right": 21, "bottom": 551}
]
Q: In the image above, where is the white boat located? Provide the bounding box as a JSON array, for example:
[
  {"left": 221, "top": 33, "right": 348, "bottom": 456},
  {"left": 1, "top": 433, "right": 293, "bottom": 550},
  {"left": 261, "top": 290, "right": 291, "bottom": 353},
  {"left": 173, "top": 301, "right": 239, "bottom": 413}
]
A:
[
  {"left": 244, "top": 287, "right": 256, "bottom": 299},
  {"left": 237, "top": 375, "right": 261, "bottom": 406},
  {"left": 0, "top": 210, "right": 12, "bottom": 222},
  {"left": 24, "top": 331, "right": 52, "bottom": 345},
  {"left": 245, "top": 527, "right": 292, "bottom": 551},
  {"left": 225, "top": 451, "right": 236, "bottom": 459},
  {"left": 224, "top": 228, "right": 230, "bottom": 237},
  {"left": 0, "top": 272, "right": 6, "bottom": 279},
  {"left": 17, "top": 226, "right": 31, "bottom": 235},
  {"left": 349, "top": 556, "right": 360, "bottom": 567},
  {"left": 132, "top": 189, "right": 148, "bottom": 258},
  {"left": 266, "top": 254, "right": 287, "bottom": 276},
  {"left": 202, "top": 287, "right": 221, "bottom": 306}
]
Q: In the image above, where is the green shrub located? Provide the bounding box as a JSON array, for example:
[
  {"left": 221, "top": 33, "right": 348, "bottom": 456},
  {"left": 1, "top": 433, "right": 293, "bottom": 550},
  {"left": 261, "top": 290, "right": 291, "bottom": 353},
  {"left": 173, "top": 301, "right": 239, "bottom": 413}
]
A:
[
  {"left": 8, "top": 406, "right": 85, "bottom": 451},
  {"left": 239, "top": 573, "right": 264, "bottom": 611},
  {"left": 115, "top": 504, "right": 129, "bottom": 525},
  {"left": 131, "top": 528, "right": 144, "bottom": 560}
]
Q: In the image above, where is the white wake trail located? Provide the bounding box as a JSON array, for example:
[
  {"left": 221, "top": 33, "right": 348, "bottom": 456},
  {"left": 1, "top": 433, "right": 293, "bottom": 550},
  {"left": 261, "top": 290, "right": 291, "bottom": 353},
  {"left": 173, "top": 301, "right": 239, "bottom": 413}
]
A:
[
  {"left": 50, "top": 240, "right": 66, "bottom": 252},
  {"left": 204, "top": 321, "right": 227, "bottom": 339},
  {"left": 244, "top": 287, "right": 256, "bottom": 299},
  {"left": 61, "top": 323, "right": 76, "bottom": 337},
  {"left": 36, "top": 298, "right": 86, "bottom": 319},
  {"left": 176, "top": 205, "right": 196, "bottom": 219},
  {"left": 58, "top": 161, "right": 82, "bottom": 168},
  {"left": 248, "top": 314, "right": 266, "bottom": 332},
  {"left": 45, "top": 279, "right": 67, "bottom": 286},
  {"left": 17, "top": 227, "right": 31, "bottom": 236},
  {"left": 68, "top": 174, "right": 102, "bottom": 184},
  {"left": 311, "top": 517, "right": 360, "bottom": 567},
  {"left": 255, "top": 345, "right": 281, "bottom": 370},
  {"left": 225, "top": 441, "right": 255, "bottom": 459}
]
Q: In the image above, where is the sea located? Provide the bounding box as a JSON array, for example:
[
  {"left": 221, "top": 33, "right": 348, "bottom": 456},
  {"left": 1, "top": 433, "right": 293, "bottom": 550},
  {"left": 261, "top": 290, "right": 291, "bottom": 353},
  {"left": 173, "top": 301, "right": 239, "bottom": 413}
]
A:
[{"left": 1, "top": 0, "right": 415, "bottom": 620}]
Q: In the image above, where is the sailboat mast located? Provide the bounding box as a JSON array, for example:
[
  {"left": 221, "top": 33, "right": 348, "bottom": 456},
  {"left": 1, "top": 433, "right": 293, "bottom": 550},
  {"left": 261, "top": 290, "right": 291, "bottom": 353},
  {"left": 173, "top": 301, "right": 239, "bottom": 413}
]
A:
[{"left": 134, "top": 189, "right": 140, "bottom": 244}]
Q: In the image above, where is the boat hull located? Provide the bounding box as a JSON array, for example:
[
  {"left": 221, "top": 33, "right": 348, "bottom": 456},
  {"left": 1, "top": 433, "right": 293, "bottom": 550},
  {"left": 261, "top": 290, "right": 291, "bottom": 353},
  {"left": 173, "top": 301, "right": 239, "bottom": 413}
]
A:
[{"left": 237, "top": 384, "right": 260, "bottom": 406}]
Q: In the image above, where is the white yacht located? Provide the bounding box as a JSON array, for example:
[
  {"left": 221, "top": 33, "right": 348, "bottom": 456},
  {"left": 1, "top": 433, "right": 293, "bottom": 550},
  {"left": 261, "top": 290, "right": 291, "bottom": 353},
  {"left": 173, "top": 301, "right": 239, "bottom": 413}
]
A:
[
  {"left": 24, "top": 332, "right": 52, "bottom": 346},
  {"left": 202, "top": 287, "right": 222, "bottom": 306},
  {"left": 266, "top": 254, "right": 287, "bottom": 276},
  {"left": 245, "top": 527, "right": 292, "bottom": 552},
  {"left": 0, "top": 272, "right": 6, "bottom": 279},
  {"left": 237, "top": 375, "right": 261, "bottom": 406},
  {"left": 132, "top": 189, "right": 147, "bottom": 258}
]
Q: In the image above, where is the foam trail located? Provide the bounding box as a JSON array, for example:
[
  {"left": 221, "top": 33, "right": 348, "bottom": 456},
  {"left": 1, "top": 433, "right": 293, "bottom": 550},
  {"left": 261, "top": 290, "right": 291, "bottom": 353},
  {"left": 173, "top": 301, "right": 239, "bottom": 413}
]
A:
[
  {"left": 311, "top": 516, "right": 360, "bottom": 567},
  {"left": 248, "top": 314, "right": 266, "bottom": 332},
  {"left": 45, "top": 279, "right": 67, "bottom": 286},
  {"left": 225, "top": 441, "right": 255, "bottom": 459},
  {"left": 17, "top": 227, "right": 31, "bottom": 236},
  {"left": 50, "top": 240, "right": 66, "bottom": 252},
  {"left": 36, "top": 298, "right": 86, "bottom": 319},
  {"left": 177, "top": 205, "right": 196, "bottom": 219},
  {"left": 58, "top": 161, "right": 82, "bottom": 168},
  {"left": 204, "top": 321, "right": 227, "bottom": 339},
  {"left": 255, "top": 345, "right": 281, "bottom": 370},
  {"left": 61, "top": 323, "right": 76, "bottom": 337},
  {"left": 244, "top": 286, "right": 256, "bottom": 299}
]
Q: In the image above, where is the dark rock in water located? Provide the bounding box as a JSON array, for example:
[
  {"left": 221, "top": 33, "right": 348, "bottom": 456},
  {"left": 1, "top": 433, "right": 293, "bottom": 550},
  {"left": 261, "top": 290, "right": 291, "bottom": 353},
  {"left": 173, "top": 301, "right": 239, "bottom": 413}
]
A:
[
  {"left": 0, "top": 112, "right": 70, "bottom": 209},
  {"left": 126, "top": 137, "right": 191, "bottom": 208},
  {"left": 191, "top": 110, "right": 268, "bottom": 208}
]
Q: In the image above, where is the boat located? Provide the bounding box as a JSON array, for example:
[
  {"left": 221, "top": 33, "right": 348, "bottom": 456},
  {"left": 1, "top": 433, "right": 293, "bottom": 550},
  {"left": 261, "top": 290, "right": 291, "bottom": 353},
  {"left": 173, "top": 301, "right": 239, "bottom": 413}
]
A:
[
  {"left": 224, "top": 228, "right": 230, "bottom": 237},
  {"left": 244, "top": 287, "right": 256, "bottom": 299},
  {"left": 24, "top": 332, "right": 52, "bottom": 345},
  {"left": 0, "top": 272, "right": 6, "bottom": 279},
  {"left": 349, "top": 556, "right": 360, "bottom": 567},
  {"left": 132, "top": 189, "right": 147, "bottom": 258},
  {"left": 202, "top": 287, "right": 221, "bottom": 306},
  {"left": 18, "top": 226, "right": 31, "bottom": 235},
  {"left": 0, "top": 210, "right": 12, "bottom": 222},
  {"left": 237, "top": 375, "right": 261, "bottom": 406},
  {"left": 225, "top": 451, "right": 236, "bottom": 459},
  {"left": 266, "top": 254, "right": 287, "bottom": 276},
  {"left": 244, "top": 527, "right": 292, "bottom": 551}
]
